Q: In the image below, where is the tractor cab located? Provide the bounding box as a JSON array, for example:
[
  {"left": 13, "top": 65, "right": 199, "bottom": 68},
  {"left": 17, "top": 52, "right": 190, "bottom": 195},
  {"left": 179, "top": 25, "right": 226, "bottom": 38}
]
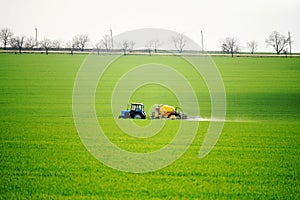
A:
[
  {"left": 129, "top": 103, "right": 146, "bottom": 119},
  {"left": 118, "top": 103, "right": 147, "bottom": 119}
]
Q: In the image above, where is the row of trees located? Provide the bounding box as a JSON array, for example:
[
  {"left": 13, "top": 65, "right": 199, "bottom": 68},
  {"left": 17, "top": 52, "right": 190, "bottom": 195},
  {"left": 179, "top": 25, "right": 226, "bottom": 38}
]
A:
[
  {"left": 0, "top": 27, "right": 293, "bottom": 56},
  {"left": 0, "top": 28, "right": 92, "bottom": 54},
  {"left": 0, "top": 27, "right": 137, "bottom": 55},
  {"left": 220, "top": 31, "right": 292, "bottom": 57}
]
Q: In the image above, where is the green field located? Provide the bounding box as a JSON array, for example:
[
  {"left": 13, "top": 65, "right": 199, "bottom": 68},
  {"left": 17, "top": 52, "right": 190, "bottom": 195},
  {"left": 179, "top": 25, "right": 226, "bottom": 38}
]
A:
[{"left": 0, "top": 54, "right": 299, "bottom": 199}]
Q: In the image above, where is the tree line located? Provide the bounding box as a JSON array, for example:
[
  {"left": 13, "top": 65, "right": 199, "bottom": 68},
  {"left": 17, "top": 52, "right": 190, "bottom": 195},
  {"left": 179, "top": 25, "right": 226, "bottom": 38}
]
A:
[
  {"left": 0, "top": 28, "right": 93, "bottom": 55},
  {"left": 221, "top": 31, "right": 292, "bottom": 57},
  {"left": 0, "top": 27, "right": 293, "bottom": 56}
]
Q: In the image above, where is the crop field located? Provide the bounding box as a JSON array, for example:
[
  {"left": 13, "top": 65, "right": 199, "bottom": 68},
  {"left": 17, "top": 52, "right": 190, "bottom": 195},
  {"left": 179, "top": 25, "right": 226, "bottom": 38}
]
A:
[{"left": 0, "top": 53, "right": 299, "bottom": 199}]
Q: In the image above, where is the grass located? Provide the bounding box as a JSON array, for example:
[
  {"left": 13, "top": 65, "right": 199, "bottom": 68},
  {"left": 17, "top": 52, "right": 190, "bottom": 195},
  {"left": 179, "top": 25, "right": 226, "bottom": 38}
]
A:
[{"left": 0, "top": 54, "right": 299, "bottom": 199}]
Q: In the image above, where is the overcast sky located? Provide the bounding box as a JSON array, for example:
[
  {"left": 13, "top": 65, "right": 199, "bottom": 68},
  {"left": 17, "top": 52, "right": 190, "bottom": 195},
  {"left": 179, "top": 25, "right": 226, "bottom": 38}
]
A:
[{"left": 1, "top": 0, "right": 299, "bottom": 52}]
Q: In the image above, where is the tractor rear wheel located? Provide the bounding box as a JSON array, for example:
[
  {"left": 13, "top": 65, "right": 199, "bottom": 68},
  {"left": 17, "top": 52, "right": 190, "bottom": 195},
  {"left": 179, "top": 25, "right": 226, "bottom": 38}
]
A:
[
  {"left": 170, "top": 115, "right": 176, "bottom": 120},
  {"left": 133, "top": 113, "right": 142, "bottom": 119}
]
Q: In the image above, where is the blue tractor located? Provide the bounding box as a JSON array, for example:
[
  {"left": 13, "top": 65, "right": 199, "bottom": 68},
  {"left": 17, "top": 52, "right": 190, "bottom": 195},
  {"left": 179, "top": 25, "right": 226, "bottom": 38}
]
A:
[{"left": 118, "top": 103, "right": 147, "bottom": 119}]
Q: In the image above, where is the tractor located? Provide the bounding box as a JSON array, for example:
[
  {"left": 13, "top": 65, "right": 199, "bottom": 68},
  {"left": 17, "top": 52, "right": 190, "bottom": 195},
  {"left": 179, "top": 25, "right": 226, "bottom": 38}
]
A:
[{"left": 118, "top": 103, "right": 147, "bottom": 119}]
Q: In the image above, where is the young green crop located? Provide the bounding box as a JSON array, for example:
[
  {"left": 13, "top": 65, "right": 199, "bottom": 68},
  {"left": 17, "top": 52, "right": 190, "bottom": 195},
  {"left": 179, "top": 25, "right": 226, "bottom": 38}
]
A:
[{"left": 0, "top": 54, "right": 299, "bottom": 199}]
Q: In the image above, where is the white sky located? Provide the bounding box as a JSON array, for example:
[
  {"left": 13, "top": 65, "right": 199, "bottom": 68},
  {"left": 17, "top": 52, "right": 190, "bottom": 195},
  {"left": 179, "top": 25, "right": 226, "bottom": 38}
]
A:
[{"left": 1, "top": 0, "right": 299, "bottom": 52}]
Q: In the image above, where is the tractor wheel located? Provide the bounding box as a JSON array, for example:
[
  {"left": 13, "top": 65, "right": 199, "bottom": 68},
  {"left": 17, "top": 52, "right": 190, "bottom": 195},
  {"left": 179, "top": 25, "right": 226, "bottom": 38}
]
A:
[
  {"left": 170, "top": 115, "right": 176, "bottom": 120},
  {"left": 133, "top": 113, "right": 142, "bottom": 119}
]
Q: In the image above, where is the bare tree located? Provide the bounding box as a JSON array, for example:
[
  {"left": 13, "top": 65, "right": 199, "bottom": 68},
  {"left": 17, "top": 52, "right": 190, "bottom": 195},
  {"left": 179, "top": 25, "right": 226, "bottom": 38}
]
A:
[
  {"left": 10, "top": 35, "right": 26, "bottom": 54},
  {"left": 101, "top": 34, "right": 111, "bottom": 52},
  {"left": 0, "top": 28, "right": 13, "bottom": 50},
  {"left": 70, "top": 42, "right": 76, "bottom": 55},
  {"left": 73, "top": 34, "right": 90, "bottom": 51},
  {"left": 120, "top": 40, "right": 135, "bottom": 55},
  {"left": 151, "top": 39, "right": 161, "bottom": 53},
  {"left": 247, "top": 41, "right": 258, "bottom": 54},
  {"left": 52, "top": 40, "right": 61, "bottom": 49},
  {"left": 265, "top": 31, "right": 289, "bottom": 55},
  {"left": 145, "top": 39, "right": 161, "bottom": 56},
  {"left": 66, "top": 40, "right": 77, "bottom": 55},
  {"left": 120, "top": 40, "right": 129, "bottom": 55},
  {"left": 283, "top": 48, "right": 288, "bottom": 58},
  {"left": 172, "top": 33, "right": 186, "bottom": 53},
  {"left": 95, "top": 41, "right": 102, "bottom": 55},
  {"left": 129, "top": 41, "right": 135, "bottom": 51},
  {"left": 25, "top": 36, "right": 36, "bottom": 49},
  {"left": 145, "top": 41, "right": 153, "bottom": 56},
  {"left": 39, "top": 38, "right": 52, "bottom": 55},
  {"left": 221, "top": 37, "right": 240, "bottom": 57}
]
